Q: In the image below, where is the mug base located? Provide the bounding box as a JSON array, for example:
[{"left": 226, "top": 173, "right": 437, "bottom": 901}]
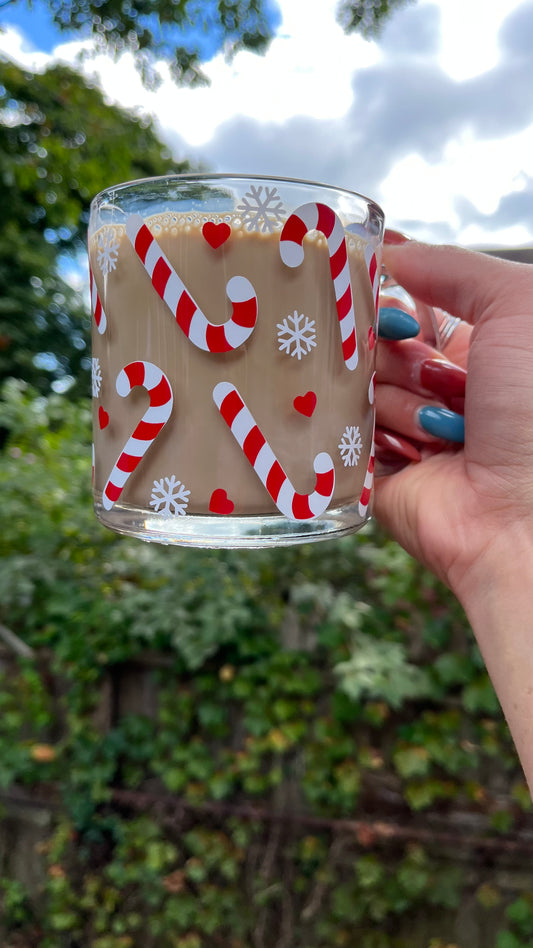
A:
[{"left": 93, "top": 495, "right": 371, "bottom": 548}]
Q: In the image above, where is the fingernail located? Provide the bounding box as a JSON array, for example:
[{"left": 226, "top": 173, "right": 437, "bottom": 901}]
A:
[
  {"left": 384, "top": 229, "right": 411, "bottom": 245},
  {"left": 418, "top": 406, "right": 465, "bottom": 443},
  {"left": 378, "top": 307, "right": 420, "bottom": 340},
  {"left": 375, "top": 428, "right": 421, "bottom": 462},
  {"left": 448, "top": 395, "right": 466, "bottom": 415},
  {"left": 419, "top": 358, "right": 467, "bottom": 399}
]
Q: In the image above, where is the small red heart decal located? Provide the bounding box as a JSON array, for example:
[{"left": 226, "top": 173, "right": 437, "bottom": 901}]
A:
[
  {"left": 202, "top": 221, "right": 231, "bottom": 249},
  {"left": 98, "top": 406, "right": 109, "bottom": 429},
  {"left": 293, "top": 391, "right": 317, "bottom": 417},
  {"left": 209, "top": 488, "right": 235, "bottom": 514}
]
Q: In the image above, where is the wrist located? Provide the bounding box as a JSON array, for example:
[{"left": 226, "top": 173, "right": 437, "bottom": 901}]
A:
[
  {"left": 451, "top": 525, "right": 533, "bottom": 793},
  {"left": 451, "top": 521, "right": 533, "bottom": 624}
]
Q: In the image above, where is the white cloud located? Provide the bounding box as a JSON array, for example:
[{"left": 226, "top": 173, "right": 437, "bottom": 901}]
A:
[
  {"left": 380, "top": 153, "right": 459, "bottom": 229},
  {"left": 2, "top": 0, "right": 533, "bottom": 246},
  {"left": 379, "top": 123, "right": 533, "bottom": 241},
  {"left": 0, "top": 25, "right": 50, "bottom": 70},
  {"left": 437, "top": 0, "right": 526, "bottom": 80},
  {"left": 460, "top": 221, "right": 533, "bottom": 247},
  {"left": 64, "top": 0, "right": 380, "bottom": 147}
]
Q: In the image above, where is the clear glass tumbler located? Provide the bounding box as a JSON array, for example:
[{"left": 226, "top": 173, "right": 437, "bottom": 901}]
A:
[{"left": 88, "top": 174, "right": 384, "bottom": 547}]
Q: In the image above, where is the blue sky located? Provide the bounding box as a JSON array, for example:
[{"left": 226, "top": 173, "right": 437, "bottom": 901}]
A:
[
  {"left": 0, "top": 0, "right": 282, "bottom": 59},
  {"left": 1, "top": 0, "right": 532, "bottom": 247},
  {"left": 1, "top": 0, "right": 61, "bottom": 52}
]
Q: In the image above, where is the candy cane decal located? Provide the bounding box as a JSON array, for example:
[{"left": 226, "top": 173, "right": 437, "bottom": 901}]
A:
[
  {"left": 358, "top": 371, "right": 376, "bottom": 518},
  {"left": 126, "top": 214, "right": 258, "bottom": 353},
  {"left": 213, "top": 382, "right": 335, "bottom": 521},
  {"left": 89, "top": 265, "right": 107, "bottom": 334},
  {"left": 102, "top": 361, "right": 173, "bottom": 511},
  {"left": 358, "top": 441, "right": 375, "bottom": 518},
  {"left": 280, "top": 203, "right": 358, "bottom": 371},
  {"left": 364, "top": 242, "right": 380, "bottom": 317},
  {"left": 346, "top": 221, "right": 381, "bottom": 314}
]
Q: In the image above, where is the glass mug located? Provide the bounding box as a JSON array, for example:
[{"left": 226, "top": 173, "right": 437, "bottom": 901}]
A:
[{"left": 88, "top": 174, "right": 384, "bottom": 547}]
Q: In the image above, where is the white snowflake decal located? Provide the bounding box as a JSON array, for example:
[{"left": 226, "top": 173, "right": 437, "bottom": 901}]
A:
[
  {"left": 91, "top": 357, "right": 102, "bottom": 398},
  {"left": 236, "top": 185, "right": 286, "bottom": 233},
  {"left": 277, "top": 310, "right": 317, "bottom": 360},
  {"left": 338, "top": 426, "right": 363, "bottom": 467},
  {"left": 150, "top": 475, "right": 190, "bottom": 517},
  {"left": 96, "top": 227, "right": 120, "bottom": 276}
]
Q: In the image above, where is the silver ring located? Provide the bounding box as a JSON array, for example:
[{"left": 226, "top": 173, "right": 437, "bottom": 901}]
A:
[{"left": 438, "top": 313, "right": 463, "bottom": 348}]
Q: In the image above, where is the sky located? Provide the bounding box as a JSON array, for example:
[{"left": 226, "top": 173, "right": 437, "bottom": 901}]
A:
[{"left": 1, "top": 0, "right": 533, "bottom": 248}]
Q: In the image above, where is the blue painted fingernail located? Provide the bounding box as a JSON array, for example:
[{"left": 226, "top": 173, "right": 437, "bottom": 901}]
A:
[
  {"left": 378, "top": 307, "right": 420, "bottom": 340},
  {"left": 418, "top": 406, "right": 465, "bottom": 443}
]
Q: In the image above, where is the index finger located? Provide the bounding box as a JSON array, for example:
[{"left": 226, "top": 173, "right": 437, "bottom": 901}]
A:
[{"left": 382, "top": 241, "right": 522, "bottom": 326}]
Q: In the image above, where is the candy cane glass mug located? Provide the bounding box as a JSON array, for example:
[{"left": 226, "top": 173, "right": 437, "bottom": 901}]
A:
[{"left": 88, "top": 174, "right": 384, "bottom": 547}]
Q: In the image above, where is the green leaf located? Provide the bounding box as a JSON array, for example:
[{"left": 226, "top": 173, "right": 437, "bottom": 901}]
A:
[
  {"left": 50, "top": 910, "right": 80, "bottom": 930},
  {"left": 356, "top": 855, "right": 384, "bottom": 889},
  {"left": 496, "top": 931, "right": 527, "bottom": 948},
  {"left": 404, "top": 778, "right": 457, "bottom": 811},
  {"left": 393, "top": 745, "right": 431, "bottom": 779},
  {"left": 462, "top": 675, "right": 500, "bottom": 714},
  {"left": 335, "top": 633, "right": 432, "bottom": 709},
  {"left": 506, "top": 896, "right": 533, "bottom": 930}
]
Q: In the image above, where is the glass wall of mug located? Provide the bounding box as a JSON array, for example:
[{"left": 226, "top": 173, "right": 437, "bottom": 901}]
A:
[{"left": 88, "top": 174, "right": 384, "bottom": 547}]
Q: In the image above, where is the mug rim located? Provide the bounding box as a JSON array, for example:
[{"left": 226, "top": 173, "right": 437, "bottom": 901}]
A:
[{"left": 90, "top": 171, "right": 385, "bottom": 223}]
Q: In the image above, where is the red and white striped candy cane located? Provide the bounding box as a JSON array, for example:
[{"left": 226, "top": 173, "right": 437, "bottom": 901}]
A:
[
  {"left": 126, "top": 214, "right": 258, "bottom": 353},
  {"left": 213, "top": 382, "right": 335, "bottom": 521},
  {"left": 89, "top": 265, "right": 107, "bottom": 334},
  {"left": 364, "top": 241, "right": 380, "bottom": 318},
  {"left": 102, "top": 361, "right": 173, "bottom": 511},
  {"left": 346, "top": 222, "right": 381, "bottom": 322},
  {"left": 358, "top": 371, "right": 376, "bottom": 518},
  {"left": 280, "top": 202, "right": 358, "bottom": 371},
  {"left": 358, "top": 441, "right": 375, "bottom": 519}
]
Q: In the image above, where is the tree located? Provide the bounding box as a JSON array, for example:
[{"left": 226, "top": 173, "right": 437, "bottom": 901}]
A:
[
  {"left": 0, "top": 58, "right": 188, "bottom": 395},
  {"left": 0, "top": 0, "right": 410, "bottom": 91},
  {"left": 0, "top": 0, "right": 409, "bottom": 395},
  {"left": 1, "top": 0, "right": 280, "bottom": 88},
  {"left": 336, "top": 0, "right": 414, "bottom": 37}
]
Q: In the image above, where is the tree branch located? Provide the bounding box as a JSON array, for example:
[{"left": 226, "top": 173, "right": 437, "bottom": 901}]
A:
[{"left": 0, "top": 623, "right": 35, "bottom": 659}]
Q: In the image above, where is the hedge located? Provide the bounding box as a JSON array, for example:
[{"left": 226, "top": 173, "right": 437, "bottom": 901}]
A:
[{"left": 1, "top": 379, "right": 532, "bottom": 948}]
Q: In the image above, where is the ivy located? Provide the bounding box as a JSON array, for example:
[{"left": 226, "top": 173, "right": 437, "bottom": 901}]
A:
[
  {"left": 335, "top": 633, "right": 433, "bottom": 708},
  {"left": 0, "top": 382, "right": 531, "bottom": 947}
]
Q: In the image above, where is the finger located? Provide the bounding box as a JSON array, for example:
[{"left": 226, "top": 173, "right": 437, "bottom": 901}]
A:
[
  {"left": 377, "top": 382, "right": 465, "bottom": 444},
  {"left": 378, "top": 306, "right": 420, "bottom": 340},
  {"left": 382, "top": 241, "right": 522, "bottom": 325},
  {"left": 377, "top": 338, "right": 467, "bottom": 401},
  {"left": 380, "top": 292, "right": 412, "bottom": 312},
  {"left": 433, "top": 309, "right": 472, "bottom": 368},
  {"left": 381, "top": 272, "right": 439, "bottom": 346},
  {"left": 375, "top": 427, "right": 421, "bottom": 463}
]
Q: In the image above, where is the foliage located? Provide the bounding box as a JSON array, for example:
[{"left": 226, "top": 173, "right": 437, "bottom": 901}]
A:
[
  {"left": 0, "top": 58, "right": 188, "bottom": 396},
  {"left": 496, "top": 895, "right": 533, "bottom": 948},
  {"left": 0, "top": 0, "right": 409, "bottom": 397},
  {"left": 336, "top": 0, "right": 415, "bottom": 38},
  {"left": 335, "top": 632, "right": 433, "bottom": 707},
  {"left": 0, "top": 0, "right": 412, "bottom": 92},
  {"left": 0, "top": 2, "right": 516, "bottom": 945},
  {"left": 0, "top": 381, "right": 530, "bottom": 947},
  {"left": 2, "top": 0, "right": 280, "bottom": 89}
]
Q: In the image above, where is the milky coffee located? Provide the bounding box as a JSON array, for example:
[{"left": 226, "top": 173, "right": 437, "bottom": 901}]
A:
[{"left": 89, "top": 193, "right": 380, "bottom": 545}]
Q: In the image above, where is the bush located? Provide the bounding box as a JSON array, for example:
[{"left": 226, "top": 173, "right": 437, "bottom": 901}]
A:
[{"left": 0, "top": 381, "right": 530, "bottom": 948}]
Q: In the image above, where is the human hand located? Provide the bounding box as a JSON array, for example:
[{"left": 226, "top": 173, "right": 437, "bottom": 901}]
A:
[
  {"left": 374, "top": 239, "right": 533, "bottom": 606},
  {"left": 373, "top": 238, "right": 533, "bottom": 790}
]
